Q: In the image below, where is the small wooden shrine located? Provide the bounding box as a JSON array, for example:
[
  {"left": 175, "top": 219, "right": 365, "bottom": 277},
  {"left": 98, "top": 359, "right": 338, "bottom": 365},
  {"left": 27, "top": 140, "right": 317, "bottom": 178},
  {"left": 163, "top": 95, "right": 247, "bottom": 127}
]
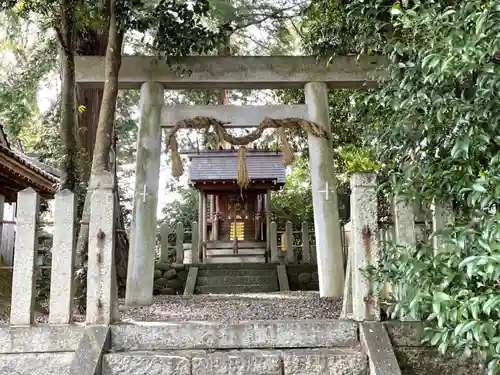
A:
[{"left": 187, "top": 149, "right": 286, "bottom": 263}]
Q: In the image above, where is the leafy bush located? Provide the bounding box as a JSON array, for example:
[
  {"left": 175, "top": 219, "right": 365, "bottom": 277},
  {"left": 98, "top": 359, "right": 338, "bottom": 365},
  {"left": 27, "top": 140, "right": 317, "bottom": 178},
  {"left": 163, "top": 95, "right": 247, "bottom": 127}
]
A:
[{"left": 344, "top": 1, "right": 500, "bottom": 373}]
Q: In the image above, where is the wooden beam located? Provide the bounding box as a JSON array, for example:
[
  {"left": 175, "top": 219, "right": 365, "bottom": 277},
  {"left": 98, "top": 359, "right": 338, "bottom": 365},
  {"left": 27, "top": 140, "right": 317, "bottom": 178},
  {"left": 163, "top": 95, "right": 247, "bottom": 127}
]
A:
[
  {"left": 192, "top": 182, "right": 281, "bottom": 191},
  {"left": 162, "top": 104, "right": 308, "bottom": 128},
  {"left": 75, "top": 55, "right": 388, "bottom": 89}
]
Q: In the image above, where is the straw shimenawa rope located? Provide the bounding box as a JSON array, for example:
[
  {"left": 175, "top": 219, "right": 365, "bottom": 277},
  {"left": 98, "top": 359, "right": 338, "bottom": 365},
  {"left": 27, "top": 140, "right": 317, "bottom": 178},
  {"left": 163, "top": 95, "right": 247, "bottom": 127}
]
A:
[
  {"left": 237, "top": 146, "right": 250, "bottom": 189},
  {"left": 165, "top": 116, "right": 328, "bottom": 188}
]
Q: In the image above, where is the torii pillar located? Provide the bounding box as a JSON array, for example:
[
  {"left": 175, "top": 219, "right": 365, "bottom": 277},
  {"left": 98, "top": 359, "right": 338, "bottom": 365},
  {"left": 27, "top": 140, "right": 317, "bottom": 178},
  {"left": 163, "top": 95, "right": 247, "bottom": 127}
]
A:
[
  {"left": 125, "top": 81, "right": 164, "bottom": 307},
  {"left": 305, "top": 82, "right": 344, "bottom": 297}
]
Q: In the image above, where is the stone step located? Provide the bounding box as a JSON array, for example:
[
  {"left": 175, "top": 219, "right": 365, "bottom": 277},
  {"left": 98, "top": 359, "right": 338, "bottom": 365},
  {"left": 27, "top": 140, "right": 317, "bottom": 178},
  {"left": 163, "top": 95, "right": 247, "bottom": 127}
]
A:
[
  {"left": 204, "top": 256, "right": 265, "bottom": 263},
  {"left": 196, "top": 275, "right": 277, "bottom": 287},
  {"left": 109, "top": 320, "right": 358, "bottom": 351},
  {"left": 197, "top": 263, "right": 276, "bottom": 270},
  {"left": 207, "top": 241, "right": 266, "bottom": 249},
  {"left": 195, "top": 284, "right": 278, "bottom": 294},
  {"left": 103, "top": 348, "right": 367, "bottom": 375},
  {"left": 197, "top": 269, "right": 276, "bottom": 277},
  {"left": 206, "top": 248, "right": 266, "bottom": 256}
]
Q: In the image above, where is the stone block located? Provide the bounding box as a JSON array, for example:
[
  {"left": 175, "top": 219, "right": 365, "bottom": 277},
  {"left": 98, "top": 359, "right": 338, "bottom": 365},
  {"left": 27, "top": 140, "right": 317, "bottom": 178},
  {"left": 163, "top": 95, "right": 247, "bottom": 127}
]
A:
[
  {"left": 103, "top": 352, "right": 190, "bottom": 375},
  {"left": 177, "top": 271, "right": 188, "bottom": 281},
  {"left": 192, "top": 350, "right": 281, "bottom": 375},
  {"left": 110, "top": 320, "right": 358, "bottom": 351},
  {"left": 384, "top": 321, "right": 427, "bottom": 347},
  {"left": 298, "top": 272, "right": 312, "bottom": 284},
  {"left": 360, "top": 323, "right": 402, "bottom": 375},
  {"left": 171, "top": 263, "right": 186, "bottom": 271},
  {"left": 277, "top": 265, "right": 290, "bottom": 291},
  {"left": 166, "top": 279, "right": 183, "bottom": 290},
  {"left": 160, "top": 288, "right": 176, "bottom": 295},
  {"left": 307, "top": 282, "right": 319, "bottom": 291},
  {"left": 0, "top": 325, "right": 84, "bottom": 353},
  {"left": 155, "top": 262, "right": 170, "bottom": 271},
  {"left": 195, "top": 285, "right": 277, "bottom": 294},
  {"left": 69, "top": 325, "right": 110, "bottom": 375},
  {"left": 282, "top": 348, "right": 367, "bottom": 375},
  {"left": 163, "top": 269, "right": 177, "bottom": 280},
  {"left": 0, "top": 352, "right": 73, "bottom": 375},
  {"left": 394, "top": 347, "right": 484, "bottom": 375},
  {"left": 154, "top": 278, "right": 167, "bottom": 288},
  {"left": 183, "top": 267, "right": 198, "bottom": 296}
]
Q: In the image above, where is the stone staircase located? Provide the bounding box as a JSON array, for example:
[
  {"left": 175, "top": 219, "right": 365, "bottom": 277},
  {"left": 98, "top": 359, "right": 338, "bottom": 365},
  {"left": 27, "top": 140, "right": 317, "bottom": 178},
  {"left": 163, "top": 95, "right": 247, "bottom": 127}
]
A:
[
  {"left": 102, "top": 320, "right": 368, "bottom": 375},
  {"left": 205, "top": 241, "right": 266, "bottom": 263},
  {"left": 194, "top": 263, "right": 279, "bottom": 294}
]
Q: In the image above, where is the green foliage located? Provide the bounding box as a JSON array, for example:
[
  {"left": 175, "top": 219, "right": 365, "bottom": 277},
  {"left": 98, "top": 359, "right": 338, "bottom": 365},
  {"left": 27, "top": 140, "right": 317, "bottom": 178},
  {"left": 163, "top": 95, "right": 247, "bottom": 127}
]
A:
[
  {"left": 271, "top": 157, "right": 313, "bottom": 230},
  {"left": 345, "top": 0, "right": 500, "bottom": 371},
  {"left": 160, "top": 183, "right": 199, "bottom": 230},
  {"left": 0, "top": 13, "right": 58, "bottom": 138}
]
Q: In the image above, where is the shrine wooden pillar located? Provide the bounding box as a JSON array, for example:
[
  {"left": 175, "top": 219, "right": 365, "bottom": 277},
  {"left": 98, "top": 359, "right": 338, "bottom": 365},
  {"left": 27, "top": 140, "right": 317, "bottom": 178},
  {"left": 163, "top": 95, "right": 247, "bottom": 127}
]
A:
[
  {"left": 265, "top": 189, "right": 272, "bottom": 251},
  {"left": 198, "top": 191, "right": 204, "bottom": 262},
  {"left": 254, "top": 194, "right": 260, "bottom": 241},
  {"left": 213, "top": 195, "right": 220, "bottom": 241},
  {"left": 202, "top": 192, "right": 208, "bottom": 256}
]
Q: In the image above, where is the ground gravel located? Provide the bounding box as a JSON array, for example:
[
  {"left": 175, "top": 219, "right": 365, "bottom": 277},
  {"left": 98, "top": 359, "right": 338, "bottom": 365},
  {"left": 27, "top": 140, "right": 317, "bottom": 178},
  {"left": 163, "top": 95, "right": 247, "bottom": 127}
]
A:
[
  {"left": 120, "top": 291, "right": 342, "bottom": 323},
  {"left": 0, "top": 291, "right": 342, "bottom": 324}
]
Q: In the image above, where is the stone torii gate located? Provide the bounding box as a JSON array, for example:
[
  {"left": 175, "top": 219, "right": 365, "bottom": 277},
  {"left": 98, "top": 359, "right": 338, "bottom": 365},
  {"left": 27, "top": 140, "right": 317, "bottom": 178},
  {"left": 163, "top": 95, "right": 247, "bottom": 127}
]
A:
[{"left": 75, "top": 55, "right": 386, "bottom": 306}]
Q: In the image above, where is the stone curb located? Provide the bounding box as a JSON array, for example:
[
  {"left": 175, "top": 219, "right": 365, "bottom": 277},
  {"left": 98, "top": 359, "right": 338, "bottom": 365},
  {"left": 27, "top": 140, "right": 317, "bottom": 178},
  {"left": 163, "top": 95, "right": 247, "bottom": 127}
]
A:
[
  {"left": 0, "top": 325, "right": 84, "bottom": 353},
  {"left": 110, "top": 320, "right": 358, "bottom": 351}
]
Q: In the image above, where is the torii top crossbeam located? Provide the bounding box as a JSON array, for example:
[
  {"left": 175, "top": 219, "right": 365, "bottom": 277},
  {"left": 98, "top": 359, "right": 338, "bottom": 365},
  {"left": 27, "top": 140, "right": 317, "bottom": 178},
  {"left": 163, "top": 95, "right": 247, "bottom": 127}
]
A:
[{"left": 75, "top": 55, "right": 387, "bottom": 90}]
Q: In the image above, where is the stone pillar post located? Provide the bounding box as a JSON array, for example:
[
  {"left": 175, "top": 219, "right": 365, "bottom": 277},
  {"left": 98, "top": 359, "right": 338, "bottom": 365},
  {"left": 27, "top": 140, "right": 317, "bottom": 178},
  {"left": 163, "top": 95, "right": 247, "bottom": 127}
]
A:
[
  {"left": 393, "top": 194, "right": 416, "bottom": 318},
  {"left": 87, "top": 173, "right": 118, "bottom": 324},
  {"left": 49, "top": 190, "right": 76, "bottom": 324},
  {"left": 394, "top": 196, "right": 416, "bottom": 247},
  {"left": 350, "top": 172, "right": 379, "bottom": 321},
  {"left": 431, "top": 198, "right": 452, "bottom": 253},
  {"left": 10, "top": 188, "right": 39, "bottom": 325},
  {"left": 125, "top": 81, "right": 164, "bottom": 307},
  {"left": 305, "top": 81, "right": 344, "bottom": 297}
]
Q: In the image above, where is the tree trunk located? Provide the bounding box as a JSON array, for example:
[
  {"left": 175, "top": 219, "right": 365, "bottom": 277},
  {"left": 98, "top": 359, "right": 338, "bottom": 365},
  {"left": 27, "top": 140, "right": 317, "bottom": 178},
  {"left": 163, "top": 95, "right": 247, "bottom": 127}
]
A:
[
  {"left": 57, "top": 0, "right": 78, "bottom": 191},
  {"left": 90, "top": 0, "right": 122, "bottom": 174},
  {"left": 75, "top": 29, "right": 107, "bottom": 183},
  {"left": 73, "top": 0, "right": 128, "bottom": 311}
]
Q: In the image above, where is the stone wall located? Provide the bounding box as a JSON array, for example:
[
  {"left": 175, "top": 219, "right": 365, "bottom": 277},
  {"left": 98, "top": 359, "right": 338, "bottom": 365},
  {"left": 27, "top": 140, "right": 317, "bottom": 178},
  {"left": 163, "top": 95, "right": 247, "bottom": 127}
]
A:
[
  {"left": 286, "top": 265, "right": 319, "bottom": 291},
  {"left": 153, "top": 263, "right": 189, "bottom": 295},
  {"left": 385, "top": 322, "right": 484, "bottom": 375}
]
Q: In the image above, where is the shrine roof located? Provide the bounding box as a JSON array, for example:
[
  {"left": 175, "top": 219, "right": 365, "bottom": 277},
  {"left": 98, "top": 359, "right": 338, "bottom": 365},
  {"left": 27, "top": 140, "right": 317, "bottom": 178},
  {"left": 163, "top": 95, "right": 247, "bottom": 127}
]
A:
[
  {"left": 187, "top": 150, "right": 286, "bottom": 185},
  {"left": 0, "top": 124, "right": 59, "bottom": 202}
]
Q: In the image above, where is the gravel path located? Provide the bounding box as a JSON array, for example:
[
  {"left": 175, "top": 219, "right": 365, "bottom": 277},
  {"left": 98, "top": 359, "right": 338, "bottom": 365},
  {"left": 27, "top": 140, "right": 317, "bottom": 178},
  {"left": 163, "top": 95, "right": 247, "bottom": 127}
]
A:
[
  {"left": 120, "top": 291, "right": 342, "bottom": 322},
  {"left": 1, "top": 292, "right": 342, "bottom": 324}
]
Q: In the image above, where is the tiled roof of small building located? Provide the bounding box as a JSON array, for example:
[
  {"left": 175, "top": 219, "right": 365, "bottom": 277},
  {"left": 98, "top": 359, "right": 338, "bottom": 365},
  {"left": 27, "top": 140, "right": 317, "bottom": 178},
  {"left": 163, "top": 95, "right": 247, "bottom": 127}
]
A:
[
  {"left": 188, "top": 150, "right": 286, "bottom": 185},
  {"left": 0, "top": 122, "right": 59, "bottom": 202}
]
